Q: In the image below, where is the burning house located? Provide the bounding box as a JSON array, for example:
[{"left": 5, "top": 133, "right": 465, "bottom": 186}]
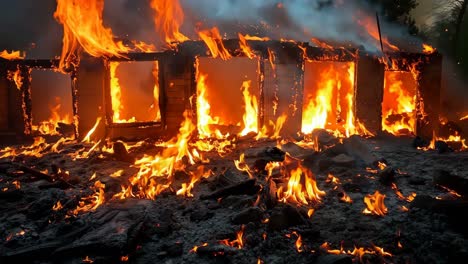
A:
[{"left": 1, "top": 0, "right": 467, "bottom": 263}]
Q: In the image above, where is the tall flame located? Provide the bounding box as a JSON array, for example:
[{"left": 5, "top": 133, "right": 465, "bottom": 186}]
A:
[
  {"left": 54, "top": 0, "right": 130, "bottom": 69},
  {"left": 302, "top": 62, "right": 356, "bottom": 136},
  {"left": 150, "top": 0, "right": 189, "bottom": 46},
  {"left": 382, "top": 72, "right": 416, "bottom": 135},
  {"left": 240, "top": 80, "right": 259, "bottom": 136}
]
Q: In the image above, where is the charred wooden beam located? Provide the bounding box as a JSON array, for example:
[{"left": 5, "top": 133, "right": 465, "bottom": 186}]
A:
[
  {"left": 76, "top": 56, "right": 106, "bottom": 140},
  {"left": 355, "top": 52, "right": 385, "bottom": 135}
]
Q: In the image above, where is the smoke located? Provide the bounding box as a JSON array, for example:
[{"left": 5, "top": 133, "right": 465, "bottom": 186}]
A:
[
  {"left": 0, "top": 0, "right": 422, "bottom": 57},
  {"left": 179, "top": 0, "right": 420, "bottom": 52}
]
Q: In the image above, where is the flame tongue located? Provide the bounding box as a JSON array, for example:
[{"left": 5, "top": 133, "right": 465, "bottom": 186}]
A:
[
  {"left": 54, "top": 0, "right": 130, "bottom": 69},
  {"left": 240, "top": 80, "right": 259, "bottom": 136},
  {"left": 277, "top": 155, "right": 325, "bottom": 205},
  {"left": 150, "top": 0, "right": 189, "bottom": 46},
  {"left": 363, "top": 190, "right": 388, "bottom": 216},
  {"left": 198, "top": 27, "right": 232, "bottom": 60}
]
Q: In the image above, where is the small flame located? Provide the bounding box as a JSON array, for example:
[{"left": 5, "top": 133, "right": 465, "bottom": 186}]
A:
[
  {"left": 234, "top": 153, "right": 254, "bottom": 178},
  {"left": 176, "top": 166, "right": 212, "bottom": 197},
  {"left": 32, "top": 97, "right": 72, "bottom": 135},
  {"left": 277, "top": 155, "right": 325, "bottom": 205},
  {"left": 52, "top": 201, "right": 63, "bottom": 211},
  {"left": 238, "top": 33, "right": 256, "bottom": 59},
  {"left": 219, "top": 226, "right": 244, "bottom": 249},
  {"left": 292, "top": 231, "right": 303, "bottom": 253},
  {"left": 82, "top": 117, "right": 102, "bottom": 143},
  {"left": 198, "top": 27, "right": 232, "bottom": 60},
  {"left": 0, "top": 50, "right": 25, "bottom": 60},
  {"left": 363, "top": 191, "right": 388, "bottom": 216},
  {"left": 71, "top": 180, "right": 106, "bottom": 215},
  {"left": 422, "top": 44, "right": 436, "bottom": 54},
  {"left": 7, "top": 67, "right": 23, "bottom": 90}
]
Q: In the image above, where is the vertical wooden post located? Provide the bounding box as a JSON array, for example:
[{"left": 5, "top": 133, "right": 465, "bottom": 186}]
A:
[
  {"left": 416, "top": 54, "right": 442, "bottom": 139},
  {"left": 355, "top": 53, "right": 385, "bottom": 135}
]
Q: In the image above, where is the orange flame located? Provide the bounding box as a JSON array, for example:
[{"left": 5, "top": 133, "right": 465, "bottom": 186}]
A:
[
  {"left": 82, "top": 117, "right": 102, "bottom": 143},
  {"left": 7, "top": 67, "right": 23, "bottom": 90},
  {"left": 422, "top": 44, "right": 436, "bottom": 54},
  {"left": 234, "top": 153, "right": 254, "bottom": 178},
  {"left": 356, "top": 15, "right": 399, "bottom": 51},
  {"left": 302, "top": 62, "right": 357, "bottom": 137},
  {"left": 176, "top": 166, "right": 212, "bottom": 197},
  {"left": 196, "top": 72, "right": 226, "bottom": 139},
  {"left": 219, "top": 226, "right": 244, "bottom": 249},
  {"left": 52, "top": 201, "right": 63, "bottom": 211},
  {"left": 0, "top": 50, "right": 25, "bottom": 60},
  {"left": 32, "top": 97, "right": 73, "bottom": 135},
  {"left": 363, "top": 191, "right": 388, "bottom": 216},
  {"left": 71, "top": 180, "right": 105, "bottom": 215},
  {"left": 277, "top": 155, "right": 325, "bottom": 205},
  {"left": 150, "top": 0, "right": 189, "bottom": 46},
  {"left": 198, "top": 27, "right": 232, "bottom": 60},
  {"left": 114, "top": 111, "right": 198, "bottom": 200},
  {"left": 240, "top": 80, "right": 259, "bottom": 136},
  {"left": 238, "top": 33, "right": 256, "bottom": 59},
  {"left": 54, "top": 0, "right": 130, "bottom": 70},
  {"left": 382, "top": 71, "right": 416, "bottom": 135}
]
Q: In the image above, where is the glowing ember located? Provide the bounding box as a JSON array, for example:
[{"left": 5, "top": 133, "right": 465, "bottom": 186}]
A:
[
  {"left": 320, "top": 242, "right": 392, "bottom": 262},
  {"left": 240, "top": 80, "right": 259, "bottom": 136},
  {"left": 460, "top": 115, "right": 468, "bottom": 121},
  {"left": 0, "top": 49, "right": 25, "bottom": 60},
  {"left": 307, "top": 208, "right": 315, "bottom": 218},
  {"left": 52, "top": 201, "right": 63, "bottom": 211},
  {"left": 340, "top": 192, "right": 353, "bottom": 203},
  {"left": 382, "top": 71, "right": 416, "bottom": 135},
  {"left": 190, "top": 242, "right": 208, "bottom": 253},
  {"left": 363, "top": 191, "right": 388, "bottom": 216},
  {"left": 150, "top": 0, "right": 189, "bottom": 47},
  {"left": 219, "top": 226, "right": 244, "bottom": 249},
  {"left": 198, "top": 27, "right": 232, "bottom": 60},
  {"left": 7, "top": 67, "right": 23, "bottom": 90},
  {"left": 277, "top": 155, "right": 325, "bottom": 205}
]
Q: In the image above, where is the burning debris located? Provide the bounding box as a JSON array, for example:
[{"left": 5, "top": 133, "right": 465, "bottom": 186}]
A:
[{"left": 1, "top": 0, "right": 468, "bottom": 264}]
